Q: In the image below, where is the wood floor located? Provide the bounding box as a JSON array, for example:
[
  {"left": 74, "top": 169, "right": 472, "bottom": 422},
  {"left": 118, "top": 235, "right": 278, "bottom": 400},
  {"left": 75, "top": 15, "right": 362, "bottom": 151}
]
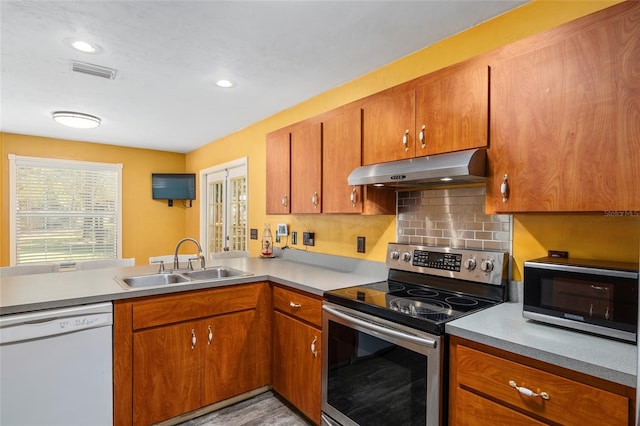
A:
[{"left": 177, "top": 391, "right": 313, "bottom": 426}]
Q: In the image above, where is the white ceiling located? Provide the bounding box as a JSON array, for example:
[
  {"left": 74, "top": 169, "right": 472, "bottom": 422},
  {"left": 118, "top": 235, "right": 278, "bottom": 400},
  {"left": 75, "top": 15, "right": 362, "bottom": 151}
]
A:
[{"left": 1, "top": 1, "right": 527, "bottom": 154}]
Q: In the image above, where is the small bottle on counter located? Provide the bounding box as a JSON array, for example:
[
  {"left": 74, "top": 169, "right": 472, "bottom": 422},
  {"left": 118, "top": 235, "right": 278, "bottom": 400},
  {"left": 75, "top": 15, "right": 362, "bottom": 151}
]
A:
[{"left": 261, "top": 223, "right": 274, "bottom": 258}]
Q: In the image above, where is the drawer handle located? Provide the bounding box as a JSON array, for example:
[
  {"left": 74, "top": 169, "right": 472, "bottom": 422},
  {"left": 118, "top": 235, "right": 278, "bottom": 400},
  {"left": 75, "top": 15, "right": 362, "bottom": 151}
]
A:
[
  {"left": 289, "top": 301, "right": 302, "bottom": 309},
  {"left": 191, "top": 329, "right": 197, "bottom": 350},
  {"left": 207, "top": 325, "right": 213, "bottom": 345},
  {"left": 509, "top": 380, "right": 550, "bottom": 400},
  {"left": 311, "top": 336, "right": 318, "bottom": 358}
]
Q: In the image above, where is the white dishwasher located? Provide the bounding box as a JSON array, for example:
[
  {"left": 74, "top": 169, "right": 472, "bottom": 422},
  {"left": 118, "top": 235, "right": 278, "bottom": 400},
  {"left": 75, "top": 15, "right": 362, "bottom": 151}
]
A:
[{"left": 0, "top": 302, "right": 113, "bottom": 426}]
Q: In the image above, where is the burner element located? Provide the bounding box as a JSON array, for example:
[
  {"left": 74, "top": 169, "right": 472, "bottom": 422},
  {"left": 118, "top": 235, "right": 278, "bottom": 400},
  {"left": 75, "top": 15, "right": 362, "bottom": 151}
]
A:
[
  {"left": 406, "top": 288, "right": 440, "bottom": 298},
  {"left": 445, "top": 296, "right": 479, "bottom": 307}
]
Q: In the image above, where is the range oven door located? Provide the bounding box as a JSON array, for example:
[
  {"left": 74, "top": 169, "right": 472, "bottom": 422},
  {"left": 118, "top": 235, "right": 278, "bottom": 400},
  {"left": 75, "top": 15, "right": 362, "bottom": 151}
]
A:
[{"left": 322, "top": 302, "right": 442, "bottom": 426}]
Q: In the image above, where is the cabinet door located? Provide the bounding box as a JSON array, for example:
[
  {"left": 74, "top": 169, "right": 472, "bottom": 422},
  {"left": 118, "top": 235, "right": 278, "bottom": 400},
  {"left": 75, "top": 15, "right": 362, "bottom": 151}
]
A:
[
  {"left": 132, "top": 321, "right": 201, "bottom": 425},
  {"left": 488, "top": 3, "right": 640, "bottom": 212},
  {"left": 202, "top": 310, "right": 269, "bottom": 405},
  {"left": 415, "top": 63, "right": 489, "bottom": 156},
  {"left": 266, "top": 128, "right": 291, "bottom": 214},
  {"left": 290, "top": 120, "right": 323, "bottom": 213},
  {"left": 272, "top": 311, "right": 322, "bottom": 424},
  {"left": 362, "top": 84, "right": 415, "bottom": 165},
  {"left": 322, "top": 105, "right": 363, "bottom": 213}
]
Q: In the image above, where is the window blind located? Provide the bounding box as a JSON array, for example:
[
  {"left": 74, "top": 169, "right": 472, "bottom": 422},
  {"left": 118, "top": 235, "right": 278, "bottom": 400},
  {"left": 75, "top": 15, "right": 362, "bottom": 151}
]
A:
[{"left": 10, "top": 155, "right": 122, "bottom": 265}]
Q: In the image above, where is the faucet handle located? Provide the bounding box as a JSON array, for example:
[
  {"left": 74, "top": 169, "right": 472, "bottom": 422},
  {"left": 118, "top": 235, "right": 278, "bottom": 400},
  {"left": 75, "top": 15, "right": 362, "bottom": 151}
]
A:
[
  {"left": 187, "top": 257, "right": 199, "bottom": 271},
  {"left": 151, "top": 260, "right": 165, "bottom": 273}
]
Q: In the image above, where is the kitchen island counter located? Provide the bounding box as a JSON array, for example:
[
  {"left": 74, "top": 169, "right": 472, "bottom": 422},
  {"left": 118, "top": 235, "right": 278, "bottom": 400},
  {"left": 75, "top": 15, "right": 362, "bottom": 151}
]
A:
[{"left": 0, "top": 249, "right": 388, "bottom": 316}]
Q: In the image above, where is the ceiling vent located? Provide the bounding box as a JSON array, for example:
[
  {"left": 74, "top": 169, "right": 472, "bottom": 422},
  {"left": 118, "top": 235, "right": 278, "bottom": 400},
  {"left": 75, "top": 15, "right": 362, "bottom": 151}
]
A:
[{"left": 70, "top": 60, "right": 117, "bottom": 80}]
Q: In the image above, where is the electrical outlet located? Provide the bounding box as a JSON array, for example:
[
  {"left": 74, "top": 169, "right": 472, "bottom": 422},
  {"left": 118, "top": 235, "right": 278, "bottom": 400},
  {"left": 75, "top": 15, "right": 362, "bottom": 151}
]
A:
[
  {"left": 303, "top": 232, "right": 315, "bottom": 246},
  {"left": 357, "top": 236, "right": 366, "bottom": 253},
  {"left": 291, "top": 231, "right": 297, "bottom": 245}
]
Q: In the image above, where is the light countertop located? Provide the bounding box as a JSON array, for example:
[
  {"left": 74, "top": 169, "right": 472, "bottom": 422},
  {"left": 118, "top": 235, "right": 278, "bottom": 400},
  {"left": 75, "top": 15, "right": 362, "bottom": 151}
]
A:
[{"left": 1, "top": 250, "right": 636, "bottom": 388}]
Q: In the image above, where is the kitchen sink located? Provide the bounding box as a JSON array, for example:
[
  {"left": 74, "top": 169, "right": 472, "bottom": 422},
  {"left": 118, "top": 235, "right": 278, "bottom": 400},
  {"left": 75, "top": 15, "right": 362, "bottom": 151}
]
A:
[
  {"left": 182, "top": 266, "right": 248, "bottom": 280},
  {"left": 115, "top": 266, "right": 252, "bottom": 289},
  {"left": 119, "top": 273, "right": 191, "bottom": 288}
]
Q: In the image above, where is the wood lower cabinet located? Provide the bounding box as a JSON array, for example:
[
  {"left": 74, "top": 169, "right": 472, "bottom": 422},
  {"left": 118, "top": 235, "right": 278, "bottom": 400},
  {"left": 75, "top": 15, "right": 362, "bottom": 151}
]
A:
[
  {"left": 114, "top": 283, "right": 271, "bottom": 426},
  {"left": 487, "top": 1, "right": 640, "bottom": 212},
  {"left": 449, "top": 336, "right": 635, "bottom": 425},
  {"left": 272, "top": 285, "right": 322, "bottom": 424}
]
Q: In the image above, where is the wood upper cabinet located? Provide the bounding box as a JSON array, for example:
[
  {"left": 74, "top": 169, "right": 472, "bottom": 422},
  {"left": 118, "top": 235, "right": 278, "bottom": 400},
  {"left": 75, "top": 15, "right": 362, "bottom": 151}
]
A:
[
  {"left": 487, "top": 1, "right": 640, "bottom": 212},
  {"left": 449, "top": 336, "right": 635, "bottom": 425},
  {"left": 362, "top": 60, "right": 489, "bottom": 165},
  {"left": 362, "top": 83, "right": 416, "bottom": 165},
  {"left": 415, "top": 61, "right": 489, "bottom": 156},
  {"left": 272, "top": 285, "right": 322, "bottom": 424},
  {"left": 290, "top": 119, "right": 323, "bottom": 214},
  {"left": 114, "top": 283, "right": 271, "bottom": 426},
  {"left": 321, "top": 104, "right": 395, "bottom": 215},
  {"left": 266, "top": 128, "right": 291, "bottom": 214}
]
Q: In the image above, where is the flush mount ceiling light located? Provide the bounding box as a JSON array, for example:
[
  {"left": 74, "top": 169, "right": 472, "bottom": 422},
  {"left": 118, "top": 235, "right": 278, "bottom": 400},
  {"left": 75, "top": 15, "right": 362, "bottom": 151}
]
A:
[
  {"left": 215, "top": 79, "right": 237, "bottom": 88},
  {"left": 64, "top": 38, "right": 102, "bottom": 54},
  {"left": 52, "top": 111, "right": 101, "bottom": 129}
]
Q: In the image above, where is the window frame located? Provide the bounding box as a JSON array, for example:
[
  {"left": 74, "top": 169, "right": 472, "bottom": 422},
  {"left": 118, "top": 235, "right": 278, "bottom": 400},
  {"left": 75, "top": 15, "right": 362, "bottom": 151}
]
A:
[{"left": 8, "top": 154, "right": 123, "bottom": 266}]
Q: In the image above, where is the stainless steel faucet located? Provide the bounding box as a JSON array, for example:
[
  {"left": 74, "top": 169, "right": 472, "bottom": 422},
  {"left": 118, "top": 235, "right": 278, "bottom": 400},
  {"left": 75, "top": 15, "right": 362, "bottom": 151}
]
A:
[{"left": 173, "top": 238, "right": 206, "bottom": 270}]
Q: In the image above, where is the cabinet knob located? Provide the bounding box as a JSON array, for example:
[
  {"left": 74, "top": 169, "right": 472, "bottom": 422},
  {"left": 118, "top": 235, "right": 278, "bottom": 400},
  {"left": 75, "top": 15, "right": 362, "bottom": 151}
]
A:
[
  {"left": 191, "top": 329, "right": 197, "bottom": 350},
  {"left": 402, "top": 129, "right": 410, "bottom": 152},
  {"left": 419, "top": 124, "right": 426, "bottom": 149},
  {"left": 500, "top": 174, "right": 509, "bottom": 203},
  {"left": 350, "top": 187, "right": 357, "bottom": 207},
  {"left": 281, "top": 194, "right": 288, "bottom": 208},
  {"left": 311, "top": 336, "right": 318, "bottom": 358},
  {"left": 509, "top": 380, "right": 550, "bottom": 400}
]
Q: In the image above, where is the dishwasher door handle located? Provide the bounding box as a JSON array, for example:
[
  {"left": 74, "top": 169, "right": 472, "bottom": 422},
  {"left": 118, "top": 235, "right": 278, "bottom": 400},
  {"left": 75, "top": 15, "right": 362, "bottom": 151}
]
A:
[{"left": 322, "top": 304, "right": 437, "bottom": 348}]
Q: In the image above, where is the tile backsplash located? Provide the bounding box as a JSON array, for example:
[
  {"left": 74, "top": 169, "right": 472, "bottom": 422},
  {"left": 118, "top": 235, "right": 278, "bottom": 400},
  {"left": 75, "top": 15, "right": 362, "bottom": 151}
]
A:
[{"left": 397, "top": 186, "right": 511, "bottom": 251}]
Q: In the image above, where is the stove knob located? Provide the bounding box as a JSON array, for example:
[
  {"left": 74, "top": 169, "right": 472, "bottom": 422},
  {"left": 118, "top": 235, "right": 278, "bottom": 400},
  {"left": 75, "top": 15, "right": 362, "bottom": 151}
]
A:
[
  {"left": 402, "top": 252, "right": 412, "bottom": 262},
  {"left": 390, "top": 250, "right": 400, "bottom": 260},
  {"left": 463, "top": 258, "right": 477, "bottom": 271},
  {"left": 480, "top": 259, "right": 494, "bottom": 272}
]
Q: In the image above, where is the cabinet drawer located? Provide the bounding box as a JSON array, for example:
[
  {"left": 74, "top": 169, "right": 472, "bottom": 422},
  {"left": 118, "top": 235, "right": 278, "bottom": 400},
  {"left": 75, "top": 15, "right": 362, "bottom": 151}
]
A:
[
  {"left": 132, "top": 283, "right": 263, "bottom": 330},
  {"left": 455, "top": 345, "right": 629, "bottom": 425},
  {"left": 273, "top": 286, "right": 322, "bottom": 327},
  {"left": 454, "top": 387, "right": 546, "bottom": 425}
]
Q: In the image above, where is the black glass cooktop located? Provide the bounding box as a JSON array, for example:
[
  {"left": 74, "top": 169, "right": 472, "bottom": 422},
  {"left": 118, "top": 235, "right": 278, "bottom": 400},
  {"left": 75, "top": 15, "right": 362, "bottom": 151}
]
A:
[{"left": 324, "top": 280, "right": 501, "bottom": 334}]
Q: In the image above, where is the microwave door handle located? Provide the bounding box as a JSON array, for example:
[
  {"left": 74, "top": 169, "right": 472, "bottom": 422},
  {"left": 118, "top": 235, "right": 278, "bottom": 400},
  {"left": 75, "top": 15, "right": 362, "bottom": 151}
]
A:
[{"left": 322, "top": 305, "right": 437, "bottom": 348}]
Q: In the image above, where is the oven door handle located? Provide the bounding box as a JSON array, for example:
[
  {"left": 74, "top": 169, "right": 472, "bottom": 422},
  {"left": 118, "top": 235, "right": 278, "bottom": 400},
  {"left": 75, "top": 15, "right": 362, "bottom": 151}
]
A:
[{"left": 322, "top": 305, "right": 437, "bottom": 348}]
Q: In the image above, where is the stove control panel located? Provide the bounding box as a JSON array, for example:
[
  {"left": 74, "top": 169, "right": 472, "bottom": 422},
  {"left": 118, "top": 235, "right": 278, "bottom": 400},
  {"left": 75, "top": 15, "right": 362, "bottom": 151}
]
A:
[{"left": 387, "top": 243, "right": 508, "bottom": 286}]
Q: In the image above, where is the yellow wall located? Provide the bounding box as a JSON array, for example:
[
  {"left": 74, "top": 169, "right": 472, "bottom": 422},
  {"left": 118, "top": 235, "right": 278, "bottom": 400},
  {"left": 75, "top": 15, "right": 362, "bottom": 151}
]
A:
[
  {"left": 186, "top": 0, "right": 638, "bottom": 273},
  {"left": 0, "top": 133, "right": 187, "bottom": 266},
  {"left": 3, "top": 1, "right": 638, "bottom": 275}
]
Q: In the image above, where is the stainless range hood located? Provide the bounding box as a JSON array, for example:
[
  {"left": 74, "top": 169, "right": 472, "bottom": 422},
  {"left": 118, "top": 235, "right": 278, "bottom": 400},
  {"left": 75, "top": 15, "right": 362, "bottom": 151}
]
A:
[{"left": 347, "top": 148, "right": 487, "bottom": 188}]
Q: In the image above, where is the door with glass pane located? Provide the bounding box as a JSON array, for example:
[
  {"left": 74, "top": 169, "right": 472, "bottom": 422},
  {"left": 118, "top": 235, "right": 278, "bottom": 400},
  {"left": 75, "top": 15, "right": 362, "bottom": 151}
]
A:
[{"left": 203, "top": 163, "right": 247, "bottom": 257}]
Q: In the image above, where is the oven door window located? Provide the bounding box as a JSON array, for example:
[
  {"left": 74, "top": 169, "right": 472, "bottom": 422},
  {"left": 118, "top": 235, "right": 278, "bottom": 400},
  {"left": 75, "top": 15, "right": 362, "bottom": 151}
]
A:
[{"left": 326, "top": 320, "right": 428, "bottom": 425}]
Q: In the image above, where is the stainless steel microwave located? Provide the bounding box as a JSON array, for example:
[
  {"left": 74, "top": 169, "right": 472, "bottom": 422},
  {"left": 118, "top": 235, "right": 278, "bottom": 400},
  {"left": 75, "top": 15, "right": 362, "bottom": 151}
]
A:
[{"left": 523, "top": 257, "right": 639, "bottom": 343}]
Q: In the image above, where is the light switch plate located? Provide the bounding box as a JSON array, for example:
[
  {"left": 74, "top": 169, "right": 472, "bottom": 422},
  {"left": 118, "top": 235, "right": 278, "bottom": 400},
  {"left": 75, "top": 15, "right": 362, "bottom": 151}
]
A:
[
  {"left": 276, "top": 223, "right": 288, "bottom": 236},
  {"left": 357, "top": 236, "right": 366, "bottom": 253}
]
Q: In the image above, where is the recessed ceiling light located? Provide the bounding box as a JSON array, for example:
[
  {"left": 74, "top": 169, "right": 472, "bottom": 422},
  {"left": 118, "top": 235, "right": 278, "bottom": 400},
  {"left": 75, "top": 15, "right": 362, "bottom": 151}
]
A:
[
  {"left": 64, "top": 38, "right": 102, "bottom": 54},
  {"left": 52, "top": 111, "right": 101, "bottom": 129},
  {"left": 215, "top": 79, "right": 237, "bottom": 88}
]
